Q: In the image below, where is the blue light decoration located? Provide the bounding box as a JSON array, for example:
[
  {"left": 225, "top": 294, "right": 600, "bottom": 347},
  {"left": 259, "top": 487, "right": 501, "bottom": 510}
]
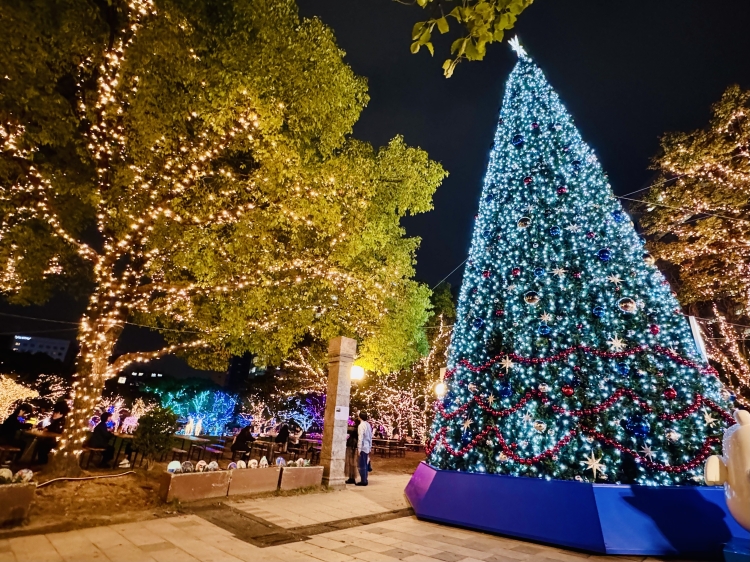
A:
[
  {"left": 159, "top": 390, "right": 239, "bottom": 436},
  {"left": 425, "top": 38, "right": 732, "bottom": 488}
]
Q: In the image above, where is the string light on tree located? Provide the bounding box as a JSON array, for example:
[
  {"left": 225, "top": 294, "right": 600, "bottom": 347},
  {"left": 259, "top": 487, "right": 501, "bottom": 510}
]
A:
[
  {"left": 0, "top": 0, "right": 445, "bottom": 473},
  {"left": 426, "top": 38, "right": 733, "bottom": 486}
]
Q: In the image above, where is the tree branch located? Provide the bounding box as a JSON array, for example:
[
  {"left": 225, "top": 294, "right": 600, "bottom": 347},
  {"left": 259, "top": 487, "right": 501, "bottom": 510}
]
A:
[{"left": 106, "top": 339, "right": 209, "bottom": 377}]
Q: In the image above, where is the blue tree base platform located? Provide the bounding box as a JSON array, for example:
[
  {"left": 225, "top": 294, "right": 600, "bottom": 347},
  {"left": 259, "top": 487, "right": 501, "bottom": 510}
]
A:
[{"left": 405, "top": 462, "right": 749, "bottom": 556}]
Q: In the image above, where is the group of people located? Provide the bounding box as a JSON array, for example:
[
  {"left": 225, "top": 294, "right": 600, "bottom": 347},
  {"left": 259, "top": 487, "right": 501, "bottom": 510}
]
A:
[
  {"left": 230, "top": 422, "right": 305, "bottom": 459},
  {"left": 346, "top": 411, "right": 373, "bottom": 486},
  {"left": 0, "top": 401, "right": 69, "bottom": 464},
  {"left": 0, "top": 402, "right": 121, "bottom": 467}
]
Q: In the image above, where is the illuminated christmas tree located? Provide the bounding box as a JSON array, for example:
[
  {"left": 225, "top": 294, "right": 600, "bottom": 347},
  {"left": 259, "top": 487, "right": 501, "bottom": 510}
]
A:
[{"left": 426, "top": 39, "right": 734, "bottom": 485}]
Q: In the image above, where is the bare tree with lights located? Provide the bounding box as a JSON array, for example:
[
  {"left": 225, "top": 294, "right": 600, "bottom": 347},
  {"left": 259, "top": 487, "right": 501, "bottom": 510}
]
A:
[
  {"left": 0, "top": 0, "right": 445, "bottom": 473},
  {"left": 642, "top": 85, "right": 750, "bottom": 402}
]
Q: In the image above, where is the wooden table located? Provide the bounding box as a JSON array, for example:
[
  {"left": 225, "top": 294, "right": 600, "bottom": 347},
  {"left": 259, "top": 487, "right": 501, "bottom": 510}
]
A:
[
  {"left": 20, "top": 429, "right": 59, "bottom": 463},
  {"left": 175, "top": 434, "right": 210, "bottom": 460},
  {"left": 111, "top": 432, "right": 134, "bottom": 465}
]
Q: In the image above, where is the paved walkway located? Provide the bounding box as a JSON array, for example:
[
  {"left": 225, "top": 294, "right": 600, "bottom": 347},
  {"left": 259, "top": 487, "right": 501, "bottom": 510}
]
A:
[
  {"left": 0, "top": 472, "right": 667, "bottom": 562},
  {"left": 227, "top": 474, "right": 410, "bottom": 529}
]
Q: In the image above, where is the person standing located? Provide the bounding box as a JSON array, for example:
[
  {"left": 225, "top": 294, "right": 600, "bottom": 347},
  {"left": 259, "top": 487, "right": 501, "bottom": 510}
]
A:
[
  {"left": 345, "top": 419, "right": 359, "bottom": 484},
  {"left": 356, "top": 411, "right": 372, "bottom": 487}
]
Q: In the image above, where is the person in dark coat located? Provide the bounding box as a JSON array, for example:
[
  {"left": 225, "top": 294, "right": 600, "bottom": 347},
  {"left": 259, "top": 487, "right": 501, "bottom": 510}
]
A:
[
  {"left": 37, "top": 401, "right": 69, "bottom": 464},
  {"left": 345, "top": 420, "right": 359, "bottom": 484},
  {"left": 88, "top": 411, "right": 115, "bottom": 467},
  {"left": 0, "top": 404, "right": 32, "bottom": 449},
  {"left": 274, "top": 423, "right": 290, "bottom": 452},
  {"left": 231, "top": 425, "right": 255, "bottom": 460}
]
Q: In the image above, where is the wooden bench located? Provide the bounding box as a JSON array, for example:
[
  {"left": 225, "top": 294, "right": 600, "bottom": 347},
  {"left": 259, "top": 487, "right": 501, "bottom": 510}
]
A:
[
  {"left": 0, "top": 445, "right": 21, "bottom": 465},
  {"left": 373, "top": 445, "right": 389, "bottom": 458},
  {"left": 171, "top": 448, "right": 188, "bottom": 461},
  {"left": 81, "top": 447, "right": 106, "bottom": 469},
  {"left": 188, "top": 445, "right": 205, "bottom": 460},
  {"left": 203, "top": 447, "right": 223, "bottom": 462}
]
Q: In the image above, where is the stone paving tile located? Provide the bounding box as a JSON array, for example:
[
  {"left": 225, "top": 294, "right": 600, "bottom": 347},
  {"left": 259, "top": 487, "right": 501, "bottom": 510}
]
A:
[
  {"left": 284, "top": 541, "right": 356, "bottom": 562},
  {"left": 542, "top": 548, "right": 592, "bottom": 562},
  {"left": 148, "top": 547, "right": 202, "bottom": 562},
  {"left": 512, "top": 545, "right": 545, "bottom": 555},
  {"left": 430, "top": 552, "right": 465, "bottom": 562},
  {"left": 139, "top": 542, "right": 174, "bottom": 553},
  {"left": 382, "top": 547, "right": 418, "bottom": 560},
  {"left": 337, "top": 535, "right": 398, "bottom": 554},
  {"left": 45, "top": 530, "right": 110, "bottom": 562},
  {"left": 402, "top": 555, "right": 442, "bottom": 562},
  {"left": 306, "top": 536, "right": 350, "bottom": 551},
  {"left": 336, "top": 545, "right": 369, "bottom": 555},
  {"left": 485, "top": 555, "right": 531, "bottom": 562},
  {"left": 8, "top": 535, "right": 63, "bottom": 562},
  {"left": 389, "top": 539, "right": 443, "bottom": 557},
  {"left": 352, "top": 550, "right": 402, "bottom": 562}
]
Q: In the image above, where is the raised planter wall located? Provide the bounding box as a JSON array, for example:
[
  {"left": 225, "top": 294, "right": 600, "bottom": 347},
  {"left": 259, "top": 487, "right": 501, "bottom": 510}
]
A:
[
  {"left": 227, "top": 467, "right": 281, "bottom": 496},
  {"left": 0, "top": 483, "right": 35, "bottom": 524},
  {"left": 159, "top": 470, "right": 230, "bottom": 502},
  {"left": 279, "top": 466, "right": 324, "bottom": 491}
]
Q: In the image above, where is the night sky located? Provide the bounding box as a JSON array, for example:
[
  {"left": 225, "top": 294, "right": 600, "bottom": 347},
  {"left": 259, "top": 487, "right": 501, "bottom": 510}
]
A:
[
  {"left": 299, "top": 0, "right": 750, "bottom": 288},
  {"left": 2, "top": 1, "right": 750, "bottom": 372}
]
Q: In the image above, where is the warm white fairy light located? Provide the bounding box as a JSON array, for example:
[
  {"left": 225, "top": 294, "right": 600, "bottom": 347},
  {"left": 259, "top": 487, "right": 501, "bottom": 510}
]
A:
[
  {"left": 0, "top": 375, "right": 39, "bottom": 421},
  {"left": 1, "top": 0, "right": 428, "bottom": 471}
]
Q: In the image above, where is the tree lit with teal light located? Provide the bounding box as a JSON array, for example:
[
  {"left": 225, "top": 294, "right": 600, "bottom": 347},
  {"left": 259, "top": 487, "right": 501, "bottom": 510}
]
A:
[
  {"left": 427, "top": 39, "right": 734, "bottom": 486},
  {"left": 158, "top": 390, "right": 239, "bottom": 436}
]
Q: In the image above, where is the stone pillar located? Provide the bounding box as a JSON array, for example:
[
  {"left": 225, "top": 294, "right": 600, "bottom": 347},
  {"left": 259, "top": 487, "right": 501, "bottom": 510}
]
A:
[{"left": 321, "top": 336, "right": 356, "bottom": 490}]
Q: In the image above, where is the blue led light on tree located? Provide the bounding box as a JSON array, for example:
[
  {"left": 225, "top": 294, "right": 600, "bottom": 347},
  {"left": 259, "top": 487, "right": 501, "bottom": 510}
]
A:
[
  {"left": 597, "top": 248, "right": 612, "bottom": 261},
  {"left": 616, "top": 363, "right": 630, "bottom": 376},
  {"left": 549, "top": 226, "right": 561, "bottom": 237},
  {"left": 623, "top": 415, "right": 651, "bottom": 438}
]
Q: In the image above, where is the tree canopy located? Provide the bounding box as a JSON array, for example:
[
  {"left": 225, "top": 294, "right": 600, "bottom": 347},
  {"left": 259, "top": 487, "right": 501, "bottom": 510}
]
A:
[
  {"left": 641, "top": 85, "right": 750, "bottom": 309},
  {"left": 0, "top": 0, "right": 445, "bottom": 469},
  {"left": 408, "top": 0, "right": 534, "bottom": 77}
]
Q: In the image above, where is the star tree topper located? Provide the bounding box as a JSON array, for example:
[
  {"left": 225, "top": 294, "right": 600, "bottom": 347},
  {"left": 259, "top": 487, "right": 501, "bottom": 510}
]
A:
[{"left": 508, "top": 36, "right": 528, "bottom": 58}]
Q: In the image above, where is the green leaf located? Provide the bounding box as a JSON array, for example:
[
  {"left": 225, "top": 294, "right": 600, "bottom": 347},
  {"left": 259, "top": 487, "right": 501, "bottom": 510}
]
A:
[
  {"left": 450, "top": 37, "right": 466, "bottom": 55},
  {"left": 508, "top": 0, "right": 525, "bottom": 15},
  {"left": 412, "top": 22, "right": 426, "bottom": 40},
  {"left": 436, "top": 17, "right": 449, "bottom": 34},
  {"left": 464, "top": 40, "right": 479, "bottom": 60}
]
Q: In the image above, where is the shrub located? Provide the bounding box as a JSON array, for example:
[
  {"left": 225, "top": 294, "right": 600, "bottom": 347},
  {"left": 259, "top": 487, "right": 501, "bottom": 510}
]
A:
[{"left": 132, "top": 406, "right": 179, "bottom": 470}]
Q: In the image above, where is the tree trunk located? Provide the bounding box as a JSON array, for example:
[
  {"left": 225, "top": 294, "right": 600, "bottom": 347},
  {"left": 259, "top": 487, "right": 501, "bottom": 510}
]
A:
[{"left": 47, "top": 306, "right": 123, "bottom": 475}]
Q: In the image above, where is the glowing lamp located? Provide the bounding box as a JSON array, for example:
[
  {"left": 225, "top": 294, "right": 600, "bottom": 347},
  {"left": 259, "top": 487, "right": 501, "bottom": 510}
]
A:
[
  {"left": 350, "top": 365, "right": 365, "bottom": 381},
  {"left": 434, "top": 382, "right": 447, "bottom": 398}
]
